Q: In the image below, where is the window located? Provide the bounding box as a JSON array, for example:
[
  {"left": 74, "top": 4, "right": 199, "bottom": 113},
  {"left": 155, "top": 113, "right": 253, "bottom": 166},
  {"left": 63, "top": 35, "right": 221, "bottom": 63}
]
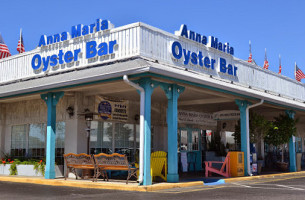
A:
[
  {"left": 56, "top": 122, "right": 65, "bottom": 165},
  {"left": 180, "top": 130, "right": 188, "bottom": 151},
  {"left": 115, "top": 123, "right": 134, "bottom": 161},
  {"left": 28, "top": 123, "right": 46, "bottom": 158},
  {"left": 10, "top": 122, "right": 65, "bottom": 162},
  {"left": 90, "top": 121, "right": 139, "bottom": 162},
  {"left": 11, "top": 125, "right": 27, "bottom": 158},
  {"left": 90, "top": 121, "right": 113, "bottom": 154},
  {"left": 192, "top": 131, "right": 199, "bottom": 151}
]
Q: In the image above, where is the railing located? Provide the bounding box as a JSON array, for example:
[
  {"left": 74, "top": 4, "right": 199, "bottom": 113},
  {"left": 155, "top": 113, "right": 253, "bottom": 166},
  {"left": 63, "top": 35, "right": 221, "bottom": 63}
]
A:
[
  {"left": 139, "top": 24, "right": 305, "bottom": 101},
  {"left": 0, "top": 23, "right": 141, "bottom": 85},
  {"left": 1, "top": 23, "right": 305, "bottom": 102}
]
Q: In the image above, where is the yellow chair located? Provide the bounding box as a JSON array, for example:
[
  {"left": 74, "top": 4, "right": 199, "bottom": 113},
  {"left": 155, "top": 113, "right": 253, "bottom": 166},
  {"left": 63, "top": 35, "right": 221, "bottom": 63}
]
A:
[
  {"left": 135, "top": 151, "right": 168, "bottom": 182},
  {"left": 151, "top": 151, "right": 167, "bottom": 181}
]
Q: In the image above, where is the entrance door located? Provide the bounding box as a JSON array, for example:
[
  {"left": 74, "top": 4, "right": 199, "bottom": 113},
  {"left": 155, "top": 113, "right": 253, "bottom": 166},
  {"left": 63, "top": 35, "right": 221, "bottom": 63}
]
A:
[{"left": 178, "top": 128, "right": 201, "bottom": 172}]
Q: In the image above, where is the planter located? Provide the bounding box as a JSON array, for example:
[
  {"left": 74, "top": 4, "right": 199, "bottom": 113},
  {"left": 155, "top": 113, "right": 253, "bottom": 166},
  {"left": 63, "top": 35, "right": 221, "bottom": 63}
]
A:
[{"left": 0, "top": 164, "right": 64, "bottom": 177}]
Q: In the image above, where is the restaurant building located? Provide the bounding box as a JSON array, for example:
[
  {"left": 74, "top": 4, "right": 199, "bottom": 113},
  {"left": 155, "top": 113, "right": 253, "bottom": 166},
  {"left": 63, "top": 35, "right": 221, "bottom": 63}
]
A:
[{"left": 0, "top": 19, "right": 305, "bottom": 185}]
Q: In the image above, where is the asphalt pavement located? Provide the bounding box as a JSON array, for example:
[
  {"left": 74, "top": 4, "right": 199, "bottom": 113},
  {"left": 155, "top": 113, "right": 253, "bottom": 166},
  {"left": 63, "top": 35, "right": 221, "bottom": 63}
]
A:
[{"left": 1, "top": 174, "right": 305, "bottom": 199}]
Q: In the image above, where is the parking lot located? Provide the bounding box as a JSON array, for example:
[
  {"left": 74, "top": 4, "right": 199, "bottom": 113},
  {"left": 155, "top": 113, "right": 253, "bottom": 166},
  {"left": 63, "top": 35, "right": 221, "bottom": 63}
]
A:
[{"left": 1, "top": 174, "right": 305, "bottom": 199}]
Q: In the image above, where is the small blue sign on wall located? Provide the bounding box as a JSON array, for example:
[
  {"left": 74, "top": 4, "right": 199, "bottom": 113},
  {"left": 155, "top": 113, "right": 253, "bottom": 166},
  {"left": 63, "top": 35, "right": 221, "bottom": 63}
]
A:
[{"left": 98, "top": 101, "right": 112, "bottom": 120}]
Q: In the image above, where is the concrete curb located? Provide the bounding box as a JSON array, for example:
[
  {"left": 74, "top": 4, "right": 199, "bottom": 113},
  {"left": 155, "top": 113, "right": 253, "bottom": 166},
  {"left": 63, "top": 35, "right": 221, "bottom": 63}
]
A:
[
  {"left": 224, "top": 171, "right": 305, "bottom": 183},
  {"left": 0, "top": 171, "right": 304, "bottom": 192},
  {"left": 0, "top": 175, "right": 203, "bottom": 192}
]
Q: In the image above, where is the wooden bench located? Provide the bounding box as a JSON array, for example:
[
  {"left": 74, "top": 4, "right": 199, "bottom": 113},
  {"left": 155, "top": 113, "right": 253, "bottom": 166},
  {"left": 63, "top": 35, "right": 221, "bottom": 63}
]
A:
[
  {"left": 94, "top": 153, "right": 138, "bottom": 184},
  {"left": 64, "top": 153, "right": 98, "bottom": 182},
  {"left": 205, "top": 152, "right": 231, "bottom": 178}
]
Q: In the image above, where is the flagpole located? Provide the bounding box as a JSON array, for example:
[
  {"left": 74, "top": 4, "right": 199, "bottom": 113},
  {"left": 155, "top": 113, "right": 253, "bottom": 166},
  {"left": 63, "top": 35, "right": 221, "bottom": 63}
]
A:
[
  {"left": 249, "top": 40, "right": 251, "bottom": 54},
  {"left": 279, "top": 54, "right": 281, "bottom": 74}
]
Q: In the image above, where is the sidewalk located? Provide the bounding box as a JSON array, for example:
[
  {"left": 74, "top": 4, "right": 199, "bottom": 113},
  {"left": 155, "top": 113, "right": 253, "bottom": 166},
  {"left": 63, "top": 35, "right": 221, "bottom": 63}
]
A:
[{"left": 0, "top": 171, "right": 305, "bottom": 192}]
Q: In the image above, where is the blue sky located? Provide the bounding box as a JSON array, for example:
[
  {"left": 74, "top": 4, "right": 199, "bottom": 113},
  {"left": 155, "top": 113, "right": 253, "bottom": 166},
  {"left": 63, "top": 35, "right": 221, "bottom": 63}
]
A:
[{"left": 1, "top": 0, "right": 305, "bottom": 80}]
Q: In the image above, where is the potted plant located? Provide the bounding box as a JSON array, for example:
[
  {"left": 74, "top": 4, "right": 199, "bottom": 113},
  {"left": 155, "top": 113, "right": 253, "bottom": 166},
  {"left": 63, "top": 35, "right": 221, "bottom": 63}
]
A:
[
  {"left": 264, "top": 114, "right": 298, "bottom": 171},
  {"left": 234, "top": 112, "right": 271, "bottom": 150}
]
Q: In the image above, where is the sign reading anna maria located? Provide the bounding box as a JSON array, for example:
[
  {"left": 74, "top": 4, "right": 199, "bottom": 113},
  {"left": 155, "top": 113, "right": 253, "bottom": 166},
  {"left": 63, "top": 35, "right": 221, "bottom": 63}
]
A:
[
  {"left": 37, "top": 19, "right": 114, "bottom": 47},
  {"left": 175, "top": 24, "right": 234, "bottom": 55}
]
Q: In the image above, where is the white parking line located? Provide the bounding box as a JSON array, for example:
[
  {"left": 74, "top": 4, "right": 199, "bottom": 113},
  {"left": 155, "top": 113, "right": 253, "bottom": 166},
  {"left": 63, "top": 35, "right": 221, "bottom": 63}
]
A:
[
  {"left": 276, "top": 184, "right": 305, "bottom": 191},
  {"left": 230, "top": 183, "right": 305, "bottom": 191},
  {"left": 231, "top": 183, "right": 251, "bottom": 188}
]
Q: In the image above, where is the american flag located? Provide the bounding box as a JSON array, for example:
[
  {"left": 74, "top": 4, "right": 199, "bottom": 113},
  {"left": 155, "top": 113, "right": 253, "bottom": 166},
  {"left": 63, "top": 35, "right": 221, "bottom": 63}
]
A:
[
  {"left": 278, "top": 55, "right": 282, "bottom": 74},
  {"left": 263, "top": 48, "right": 269, "bottom": 70},
  {"left": 0, "top": 33, "right": 11, "bottom": 59},
  {"left": 295, "top": 63, "right": 305, "bottom": 82},
  {"left": 17, "top": 29, "right": 25, "bottom": 53},
  {"left": 248, "top": 40, "right": 253, "bottom": 63}
]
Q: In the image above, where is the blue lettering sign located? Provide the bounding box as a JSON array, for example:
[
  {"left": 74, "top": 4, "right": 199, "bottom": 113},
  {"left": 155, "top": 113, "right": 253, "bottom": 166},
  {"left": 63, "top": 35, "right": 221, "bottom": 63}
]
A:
[
  {"left": 86, "top": 41, "right": 97, "bottom": 58},
  {"left": 219, "top": 58, "right": 227, "bottom": 73},
  {"left": 98, "top": 42, "right": 108, "bottom": 56},
  {"left": 177, "top": 24, "right": 234, "bottom": 55},
  {"left": 61, "top": 32, "right": 68, "bottom": 41},
  {"left": 37, "top": 19, "right": 113, "bottom": 47},
  {"left": 71, "top": 24, "right": 82, "bottom": 38},
  {"left": 31, "top": 54, "right": 42, "bottom": 70},
  {"left": 31, "top": 48, "right": 82, "bottom": 70},
  {"left": 38, "top": 35, "right": 46, "bottom": 47},
  {"left": 191, "top": 52, "right": 197, "bottom": 65},
  {"left": 50, "top": 55, "right": 58, "bottom": 67},
  {"left": 204, "top": 57, "right": 210, "bottom": 68},
  {"left": 64, "top": 51, "right": 74, "bottom": 63},
  {"left": 170, "top": 41, "right": 237, "bottom": 77},
  {"left": 86, "top": 40, "right": 117, "bottom": 59},
  {"left": 171, "top": 41, "right": 182, "bottom": 59}
]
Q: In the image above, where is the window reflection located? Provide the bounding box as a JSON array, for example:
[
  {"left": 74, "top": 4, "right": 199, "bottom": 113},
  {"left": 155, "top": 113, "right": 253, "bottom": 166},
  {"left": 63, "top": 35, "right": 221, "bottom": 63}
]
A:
[
  {"left": 192, "top": 131, "right": 199, "bottom": 151},
  {"left": 180, "top": 130, "right": 188, "bottom": 151},
  {"left": 11, "top": 125, "right": 27, "bottom": 158},
  {"left": 90, "top": 121, "right": 139, "bottom": 162},
  {"left": 28, "top": 123, "right": 46, "bottom": 158}
]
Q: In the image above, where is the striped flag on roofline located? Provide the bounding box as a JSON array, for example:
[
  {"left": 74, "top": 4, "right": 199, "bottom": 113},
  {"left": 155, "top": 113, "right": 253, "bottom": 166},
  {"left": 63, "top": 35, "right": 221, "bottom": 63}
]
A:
[
  {"left": 263, "top": 48, "right": 269, "bottom": 70},
  {"left": 17, "top": 29, "right": 25, "bottom": 53},
  {"left": 0, "top": 33, "right": 11, "bottom": 59},
  {"left": 248, "top": 40, "right": 253, "bottom": 63},
  {"left": 295, "top": 63, "right": 305, "bottom": 82}
]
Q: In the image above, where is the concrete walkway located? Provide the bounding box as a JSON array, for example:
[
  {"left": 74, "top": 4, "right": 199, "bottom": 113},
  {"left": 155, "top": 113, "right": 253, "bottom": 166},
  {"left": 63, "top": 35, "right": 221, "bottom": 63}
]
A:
[{"left": 0, "top": 171, "right": 305, "bottom": 192}]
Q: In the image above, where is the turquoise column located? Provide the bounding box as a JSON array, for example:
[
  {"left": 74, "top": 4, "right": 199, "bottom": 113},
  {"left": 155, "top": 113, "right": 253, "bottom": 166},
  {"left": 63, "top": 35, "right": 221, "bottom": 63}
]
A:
[
  {"left": 138, "top": 78, "right": 158, "bottom": 186},
  {"left": 41, "top": 92, "right": 64, "bottom": 179},
  {"left": 160, "top": 83, "right": 184, "bottom": 183},
  {"left": 286, "top": 110, "right": 296, "bottom": 172},
  {"left": 235, "top": 99, "right": 251, "bottom": 176}
]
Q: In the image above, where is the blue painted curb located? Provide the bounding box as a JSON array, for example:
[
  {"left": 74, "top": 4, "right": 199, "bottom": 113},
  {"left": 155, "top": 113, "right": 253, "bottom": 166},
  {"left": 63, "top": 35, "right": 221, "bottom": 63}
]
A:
[{"left": 204, "top": 179, "right": 225, "bottom": 185}]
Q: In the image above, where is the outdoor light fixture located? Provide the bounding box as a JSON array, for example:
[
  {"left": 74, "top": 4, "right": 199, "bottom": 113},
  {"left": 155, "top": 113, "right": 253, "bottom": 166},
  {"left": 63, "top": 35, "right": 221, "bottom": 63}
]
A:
[
  {"left": 134, "top": 114, "right": 140, "bottom": 121},
  {"left": 78, "top": 109, "right": 99, "bottom": 154},
  {"left": 84, "top": 110, "right": 94, "bottom": 128},
  {"left": 66, "top": 106, "right": 74, "bottom": 118}
]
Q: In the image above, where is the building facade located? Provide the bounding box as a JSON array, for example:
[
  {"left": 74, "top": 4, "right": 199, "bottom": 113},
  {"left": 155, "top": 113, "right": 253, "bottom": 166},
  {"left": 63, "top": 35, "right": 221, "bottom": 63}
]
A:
[{"left": 0, "top": 20, "right": 305, "bottom": 185}]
